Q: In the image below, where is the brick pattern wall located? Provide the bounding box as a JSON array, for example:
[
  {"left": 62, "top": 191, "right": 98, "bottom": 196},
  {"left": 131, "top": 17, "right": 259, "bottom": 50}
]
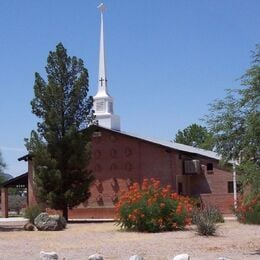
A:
[{"left": 27, "top": 127, "right": 235, "bottom": 218}]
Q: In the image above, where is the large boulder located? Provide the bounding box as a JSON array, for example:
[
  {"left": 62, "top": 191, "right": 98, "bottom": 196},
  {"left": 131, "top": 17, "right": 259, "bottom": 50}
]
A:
[{"left": 34, "top": 213, "right": 66, "bottom": 231}]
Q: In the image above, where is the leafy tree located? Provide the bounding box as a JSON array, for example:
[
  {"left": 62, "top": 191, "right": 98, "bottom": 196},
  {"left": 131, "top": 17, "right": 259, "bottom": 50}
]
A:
[
  {"left": 0, "top": 150, "right": 6, "bottom": 184},
  {"left": 206, "top": 44, "right": 260, "bottom": 194},
  {"left": 174, "top": 123, "right": 214, "bottom": 150},
  {"left": 26, "top": 43, "right": 95, "bottom": 220}
]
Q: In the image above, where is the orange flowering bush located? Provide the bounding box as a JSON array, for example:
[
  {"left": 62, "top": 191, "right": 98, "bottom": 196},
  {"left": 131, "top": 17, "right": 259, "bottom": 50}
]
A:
[
  {"left": 115, "top": 178, "right": 193, "bottom": 232},
  {"left": 235, "top": 195, "right": 260, "bottom": 224}
]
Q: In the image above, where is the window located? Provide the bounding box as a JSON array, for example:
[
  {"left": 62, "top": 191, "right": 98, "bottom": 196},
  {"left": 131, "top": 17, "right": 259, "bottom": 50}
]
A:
[
  {"left": 178, "top": 182, "right": 183, "bottom": 195},
  {"left": 207, "top": 163, "right": 213, "bottom": 173},
  {"left": 228, "top": 181, "right": 241, "bottom": 193},
  {"left": 228, "top": 181, "right": 234, "bottom": 193}
]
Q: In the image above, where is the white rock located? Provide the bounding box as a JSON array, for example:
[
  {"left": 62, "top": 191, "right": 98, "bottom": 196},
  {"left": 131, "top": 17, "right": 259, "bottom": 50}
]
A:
[
  {"left": 218, "top": 257, "right": 231, "bottom": 260},
  {"left": 39, "top": 251, "right": 58, "bottom": 260},
  {"left": 129, "top": 255, "right": 144, "bottom": 260},
  {"left": 173, "top": 254, "right": 190, "bottom": 260},
  {"left": 88, "top": 253, "right": 104, "bottom": 260}
]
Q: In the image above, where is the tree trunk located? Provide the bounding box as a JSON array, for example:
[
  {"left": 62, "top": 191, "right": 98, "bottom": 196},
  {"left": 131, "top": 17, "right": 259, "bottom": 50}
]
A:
[{"left": 62, "top": 206, "right": 68, "bottom": 221}]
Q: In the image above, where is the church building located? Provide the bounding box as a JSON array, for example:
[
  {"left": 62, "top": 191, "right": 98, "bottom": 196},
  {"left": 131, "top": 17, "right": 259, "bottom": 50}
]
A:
[{"left": 1, "top": 4, "right": 235, "bottom": 219}]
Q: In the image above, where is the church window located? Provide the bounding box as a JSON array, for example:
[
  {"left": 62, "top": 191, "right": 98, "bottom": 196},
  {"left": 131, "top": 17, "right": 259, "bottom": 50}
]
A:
[
  {"left": 110, "top": 149, "right": 117, "bottom": 158},
  {"left": 108, "top": 102, "right": 113, "bottom": 113},
  {"left": 96, "top": 100, "right": 105, "bottom": 112},
  {"left": 110, "top": 163, "right": 118, "bottom": 171},
  {"left": 125, "top": 162, "right": 133, "bottom": 171},
  {"left": 125, "top": 147, "right": 132, "bottom": 157}
]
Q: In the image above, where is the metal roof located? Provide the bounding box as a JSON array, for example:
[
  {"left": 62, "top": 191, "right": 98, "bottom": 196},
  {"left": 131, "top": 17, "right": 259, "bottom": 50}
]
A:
[{"left": 101, "top": 127, "right": 224, "bottom": 161}]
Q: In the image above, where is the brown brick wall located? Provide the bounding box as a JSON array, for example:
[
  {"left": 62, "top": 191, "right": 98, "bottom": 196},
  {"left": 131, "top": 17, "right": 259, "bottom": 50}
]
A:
[{"left": 27, "top": 127, "right": 235, "bottom": 218}]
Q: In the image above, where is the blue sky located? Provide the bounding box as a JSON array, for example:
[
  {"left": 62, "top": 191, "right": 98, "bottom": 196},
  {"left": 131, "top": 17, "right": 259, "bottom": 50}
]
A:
[{"left": 0, "top": 0, "right": 259, "bottom": 177}]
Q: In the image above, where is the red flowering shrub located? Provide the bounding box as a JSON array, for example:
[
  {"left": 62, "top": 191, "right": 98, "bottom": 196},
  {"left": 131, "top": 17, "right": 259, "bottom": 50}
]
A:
[
  {"left": 115, "top": 178, "right": 193, "bottom": 232},
  {"left": 235, "top": 195, "right": 260, "bottom": 224}
]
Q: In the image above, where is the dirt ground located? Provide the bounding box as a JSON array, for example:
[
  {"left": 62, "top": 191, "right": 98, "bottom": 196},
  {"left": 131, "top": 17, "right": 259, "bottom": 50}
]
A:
[{"left": 0, "top": 220, "right": 259, "bottom": 260}]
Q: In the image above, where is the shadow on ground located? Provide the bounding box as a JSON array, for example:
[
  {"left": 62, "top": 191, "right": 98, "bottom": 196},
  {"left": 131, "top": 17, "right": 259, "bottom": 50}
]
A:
[{"left": 0, "top": 225, "right": 24, "bottom": 232}]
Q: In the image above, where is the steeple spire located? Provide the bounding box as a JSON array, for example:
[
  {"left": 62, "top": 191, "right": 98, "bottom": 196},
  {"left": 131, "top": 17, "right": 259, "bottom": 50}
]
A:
[
  {"left": 97, "top": 3, "right": 108, "bottom": 95},
  {"left": 93, "top": 3, "right": 121, "bottom": 131}
]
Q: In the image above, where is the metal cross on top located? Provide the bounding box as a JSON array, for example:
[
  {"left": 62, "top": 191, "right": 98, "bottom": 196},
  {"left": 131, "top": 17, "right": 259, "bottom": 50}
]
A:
[{"left": 99, "top": 77, "right": 107, "bottom": 87}]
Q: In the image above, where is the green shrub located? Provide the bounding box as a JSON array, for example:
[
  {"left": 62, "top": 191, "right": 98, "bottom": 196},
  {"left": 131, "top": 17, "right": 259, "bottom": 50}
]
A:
[
  {"left": 235, "top": 195, "right": 260, "bottom": 224},
  {"left": 24, "top": 205, "right": 43, "bottom": 223},
  {"left": 116, "top": 178, "right": 193, "bottom": 232}
]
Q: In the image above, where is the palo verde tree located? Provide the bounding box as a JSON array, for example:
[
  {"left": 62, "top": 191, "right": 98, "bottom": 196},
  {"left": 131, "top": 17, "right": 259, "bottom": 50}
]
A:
[
  {"left": 26, "top": 43, "right": 95, "bottom": 220},
  {"left": 174, "top": 123, "right": 214, "bottom": 150},
  {"left": 206, "top": 44, "right": 260, "bottom": 195}
]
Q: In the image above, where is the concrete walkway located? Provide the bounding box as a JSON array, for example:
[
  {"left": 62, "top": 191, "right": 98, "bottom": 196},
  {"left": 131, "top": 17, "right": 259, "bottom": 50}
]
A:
[{"left": 0, "top": 217, "right": 28, "bottom": 223}]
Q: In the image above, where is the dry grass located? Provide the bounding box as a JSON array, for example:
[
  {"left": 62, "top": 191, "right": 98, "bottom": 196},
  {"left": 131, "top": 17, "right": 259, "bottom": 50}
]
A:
[{"left": 0, "top": 220, "right": 259, "bottom": 259}]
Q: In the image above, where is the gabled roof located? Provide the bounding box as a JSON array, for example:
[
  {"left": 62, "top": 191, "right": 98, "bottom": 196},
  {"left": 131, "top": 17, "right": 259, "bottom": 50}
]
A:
[
  {"left": 1, "top": 173, "right": 28, "bottom": 188},
  {"left": 97, "top": 126, "right": 225, "bottom": 161}
]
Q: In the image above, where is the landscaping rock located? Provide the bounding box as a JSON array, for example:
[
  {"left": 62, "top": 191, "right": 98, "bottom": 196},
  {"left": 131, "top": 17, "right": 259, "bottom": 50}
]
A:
[
  {"left": 88, "top": 253, "right": 104, "bottom": 260},
  {"left": 173, "top": 254, "right": 190, "bottom": 260},
  {"left": 218, "top": 257, "right": 231, "bottom": 260},
  {"left": 34, "top": 213, "right": 66, "bottom": 231},
  {"left": 24, "top": 222, "right": 35, "bottom": 231},
  {"left": 129, "top": 255, "right": 144, "bottom": 260},
  {"left": 39, "top": 251, "right": 58, "bottom": 260}
]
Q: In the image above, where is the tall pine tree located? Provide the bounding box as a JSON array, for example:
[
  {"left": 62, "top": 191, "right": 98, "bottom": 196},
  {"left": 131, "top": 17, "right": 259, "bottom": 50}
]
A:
[{"left": 26, "top": 43, "right": 95, "bottom": 220}]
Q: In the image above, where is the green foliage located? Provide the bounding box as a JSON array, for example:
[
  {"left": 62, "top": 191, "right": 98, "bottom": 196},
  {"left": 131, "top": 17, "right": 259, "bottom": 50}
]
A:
[
  {"left": 26, "top": 43, "right": 95, "bottom": 220},
  {"left": 205, "top": 44, "right": 260, "bottom": 195},
  {"left": 192, "top": 206, "right": 222, "bottom": 236},
  {"left": 174, "top": 123, "right": 214, "bottom": 150},
  {"left": 0, "top": 150, "right": 6, "bottom": 184},
  {"left": 116, "top": 179, "right": 193, "bottom": 232},
  {"left": 238, "top": 161, "right": 260, "bottom": 196},
  {"left": 24, "top": 205, "right": 43, "bottom": 223},
  {"left": 206, "top": 45, "right": 259, "bottom": 162},
  {"left": 235, "top": 195, "right": 260, "bottom": 225}
]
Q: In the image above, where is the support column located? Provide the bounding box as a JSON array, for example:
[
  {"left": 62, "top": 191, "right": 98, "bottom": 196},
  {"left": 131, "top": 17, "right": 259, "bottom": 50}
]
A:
[{"left": 1, "top": 187, "right": 8, "bottom": 218}]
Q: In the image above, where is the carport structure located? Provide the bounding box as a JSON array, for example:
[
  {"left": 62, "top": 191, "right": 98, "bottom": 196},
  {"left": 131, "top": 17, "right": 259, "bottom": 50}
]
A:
[{"left": 1, "top": 173, "right": 28, "bottom": 217}]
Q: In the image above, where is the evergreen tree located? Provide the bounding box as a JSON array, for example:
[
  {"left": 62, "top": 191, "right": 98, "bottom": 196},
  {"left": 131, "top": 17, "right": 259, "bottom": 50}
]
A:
[
  {"left": 174, "top": 123, "right": 214, "bottom": 150},
  {"left": 26, "top": 43, "right": 95, "bottom": 220}
]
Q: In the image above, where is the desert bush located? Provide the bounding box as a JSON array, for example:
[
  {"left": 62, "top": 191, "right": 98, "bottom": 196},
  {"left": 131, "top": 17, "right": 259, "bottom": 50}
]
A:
[
  {"left": 195, "top": 214, "right": 216, "bottom": 236},
  {"left": 192, "top": 205, "right": 223, "bottom": 236},
  {"left": 235, "top": 195, "right": 260, "bottom": 224},
  {"left": 116, "top": 178, "right": 193, "bottom": 232},
  {"left": 24, "top": 205, "right": 43, "bottom": 223}
]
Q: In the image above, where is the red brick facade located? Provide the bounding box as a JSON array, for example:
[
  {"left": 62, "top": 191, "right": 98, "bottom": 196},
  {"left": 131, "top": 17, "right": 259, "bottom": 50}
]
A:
[{"left": 27, "top": 127, "right": 235, "bottom": 219}]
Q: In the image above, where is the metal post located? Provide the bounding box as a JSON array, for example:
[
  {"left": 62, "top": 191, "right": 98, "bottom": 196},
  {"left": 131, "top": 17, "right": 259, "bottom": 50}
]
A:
[{"left": 232, "top": 161, "right": 237, "bottom": 209}]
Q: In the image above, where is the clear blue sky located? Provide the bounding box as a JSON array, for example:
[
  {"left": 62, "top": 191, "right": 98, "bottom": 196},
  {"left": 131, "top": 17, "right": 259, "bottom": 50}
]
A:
[{"left": 0, "top": 0, "right": 259, "bottom": 177}]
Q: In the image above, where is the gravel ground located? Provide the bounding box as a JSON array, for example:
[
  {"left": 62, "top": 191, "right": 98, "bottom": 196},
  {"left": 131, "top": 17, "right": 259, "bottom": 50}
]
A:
[{"left": 0, "top": 220, "right": 259, "bottom": 260}]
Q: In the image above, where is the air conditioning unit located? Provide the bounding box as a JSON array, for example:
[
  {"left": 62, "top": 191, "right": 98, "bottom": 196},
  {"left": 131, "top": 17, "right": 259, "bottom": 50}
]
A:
[{"left": 184, "top": 160, "right": 201, "bottom": 174}]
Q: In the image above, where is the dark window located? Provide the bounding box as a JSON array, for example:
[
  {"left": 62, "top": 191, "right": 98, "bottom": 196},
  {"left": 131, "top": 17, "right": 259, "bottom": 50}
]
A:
[
  {"left": 228, "top": 181, "right": 234, "bottom": 193},
  {"left": 178, "top": 182, "right": 183, "bottom": 195},
  {"left": 228, "top": 181, "right": 241, "bottom": 193},
  {"left": 207, "top": 163, "right": 213, "bottom": 171}
]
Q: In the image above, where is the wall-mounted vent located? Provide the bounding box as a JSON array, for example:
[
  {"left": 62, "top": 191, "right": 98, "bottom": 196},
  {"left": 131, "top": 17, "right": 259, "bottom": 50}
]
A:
[{"left": 184, "top": 160, "right": 201, "bottom": 174}]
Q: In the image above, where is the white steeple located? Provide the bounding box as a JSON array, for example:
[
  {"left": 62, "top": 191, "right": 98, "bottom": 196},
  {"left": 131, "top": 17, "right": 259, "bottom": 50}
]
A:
[{"left": 93, "top": 3, "right": 120, "bottom": 131}]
